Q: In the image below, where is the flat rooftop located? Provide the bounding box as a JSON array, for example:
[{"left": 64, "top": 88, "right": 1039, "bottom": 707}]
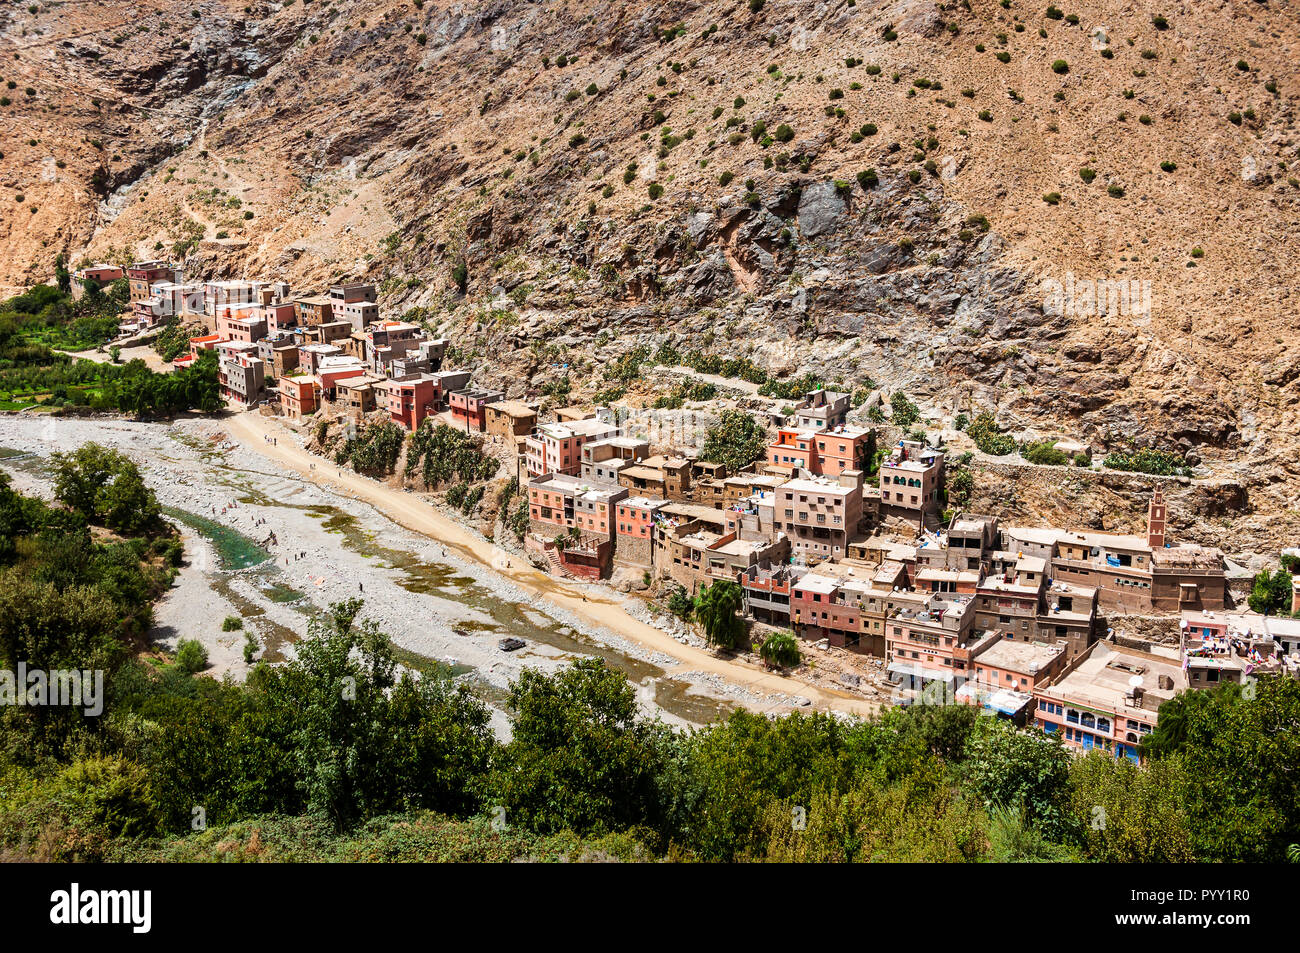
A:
[
  {"left": 976, "top": 638, "right": 1063, "bottom": 675},
  {"left": 780, "top": 477, "right": 856, "bottom": 495},
  {"left": 486, "top": 400, "right": 537, "bottom": 418},
  {"left": 1044, "top": 642, "right": 1185, "bottom": 714}
]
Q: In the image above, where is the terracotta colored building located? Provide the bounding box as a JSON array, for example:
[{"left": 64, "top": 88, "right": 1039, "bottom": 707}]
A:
[
  {"left": 766, "top": 425, "right": 873, "bottom": 476},
  {"left": 614, "top": 496, "right": 665, "bottom": 570},
  {"left": 1033, "top": 641, "right": 1186, "bottom": 762},
  {"left": 387, "top": 376, "right": 437, "bottom": 431},
  {"left": 524, "top": 419, "right": 621, "bottom": 478},
  {"left": 127, "top": 261, "right": 177, "bottom": 302},
  {"left": 279, "top": 376, "right": 318, "bottom": 420},
  {"left": 449, "top": 388, "right": 504, "bottom": 433}
]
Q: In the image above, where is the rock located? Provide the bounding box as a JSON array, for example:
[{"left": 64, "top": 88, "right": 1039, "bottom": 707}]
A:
[{"left": 797, "top": 182, "right": 846, "bottom": 237}]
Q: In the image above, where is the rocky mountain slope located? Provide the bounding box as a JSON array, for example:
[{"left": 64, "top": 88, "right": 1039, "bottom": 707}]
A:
[{"left": 2, "top": 0, "right": 1298, "bottom": 544}]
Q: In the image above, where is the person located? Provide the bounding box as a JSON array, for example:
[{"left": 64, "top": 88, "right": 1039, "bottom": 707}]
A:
[{"left": 359, "top": 582, "right": 363, "bottom": 592}]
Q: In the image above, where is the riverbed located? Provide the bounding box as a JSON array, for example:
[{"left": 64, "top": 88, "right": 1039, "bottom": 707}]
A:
[{"left": 0, "top": 413, "right": 759, "bottom": 736}]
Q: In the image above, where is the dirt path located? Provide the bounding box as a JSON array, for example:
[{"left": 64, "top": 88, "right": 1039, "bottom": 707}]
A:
[{"left": 224, "top": 411, "right": 879, "bottom": 717}]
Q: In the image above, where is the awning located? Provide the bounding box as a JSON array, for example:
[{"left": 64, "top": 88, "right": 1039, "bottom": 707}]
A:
[
  {"left": 887, "top": 661, "right": 954, "bottom": 683},
  {"left": 955, "top": 683, "right": 1033, "bottom": 715}
]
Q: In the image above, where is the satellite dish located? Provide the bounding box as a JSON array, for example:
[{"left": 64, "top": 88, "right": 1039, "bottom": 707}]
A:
[{"left": 1127, "top": 674, "right": 1143, "bottom": 688}]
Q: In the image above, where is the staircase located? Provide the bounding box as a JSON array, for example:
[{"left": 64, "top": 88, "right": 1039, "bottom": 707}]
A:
[{"left": 545, "top": 545, "right": 575, "bottom": 579}]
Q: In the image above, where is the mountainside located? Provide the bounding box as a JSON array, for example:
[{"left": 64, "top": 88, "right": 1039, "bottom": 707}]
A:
[{"left": 2, "top": 0, "right": 1298, "bottom": 540}]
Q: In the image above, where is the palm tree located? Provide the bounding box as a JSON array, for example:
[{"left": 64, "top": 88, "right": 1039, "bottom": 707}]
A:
[
  {"left": 759, "top": 630, "right": 802, "bottom": 669},
  {"left": 694, "top": 580, "right": 746, "bottom": 650}
]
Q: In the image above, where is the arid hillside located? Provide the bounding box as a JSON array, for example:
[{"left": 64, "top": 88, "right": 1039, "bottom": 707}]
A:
[{"left": 2, "top": 0, "right": 1298, "bottom": 540}]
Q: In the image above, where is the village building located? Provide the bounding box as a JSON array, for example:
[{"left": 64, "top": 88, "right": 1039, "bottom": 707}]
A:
[
  {"left": 615, "top": 454, "right": 693, "bottom": 500},
  {"left": 723, "top": 490, "right": 778, "bottom": 543},
  {"left": 299, "top": 343, "right": 344, "bottom": 374},
  {"left": 333, "top": 374, "right": 385, "bottom": 424},
  {"left": 883, "top": 592, "right": 979, "bottom": 692},
  {"left": 613, "top": 496, "right": 666, "bottom": 570},
  {"left": 127, "top": 260, "right": 179, "bottom": 302},
  {"left": 484, "top": 400, "right": 538, "bottom": 443},
  {"left": 294, "top": 296, "right": 334, "bottom": 327},
  {"left": 956, "top": 635, "right": 1068, "bottom": 721},
  {"left": 791, "top": 388, "right": 850, "bottom": 431},
  {"left": 775, "top": 472, "right": 864, "bottom": 561},
  {"left": 426, "top": 371, "right": 472, "bottom": 410},
  {"left": 915, "top": 516, "right": 999, "bottom": 572},
  {"left": 659, "top": 520, "right": 789, "bottom": 596},
  {"left": 1048, "top": 491, "right": 1225, "bottom": 613},
  {"left": 329, "top": 283, "right": 379, "bottom": 330},
  {"left": 387, "top": 375, "right": 438, "bottom": 431},
  {"left": 739, "top": 563, "right": 806, "bottom": 628},
  {"left": 188, "top": 333, "right": 226, "bottom": 358},
  {"left": 790, "top": 563, "right": 886, "bottom": 654},
  {"left": 525, "top": 473, "right": 628, "bottom": 579},
  {"left": 524, "top": 418, "right": 621, "bottom": 478},
  {"left": 217, "top": 346, "right": 267, "bottom": 406},
  {"left": 217, "top": 310, "right": 268, "bottom": 344},
  {"left": 73, "top": 264, "right": 124, "bottom": 298},
  {"left": 581, "top": 437, "right": 649, "bottom": 485},
  {"left": 1033, "top": 641, "right": 1186, "bottom": 762},
  {"left": 554, "top": 406, "right": 595, "bottom": 423},
  {"left": 261, "top": 301, "right": 298, "bottom": 334},
  {"left": 278, "top": 375, "right": 319, "bottom": 421},
  {"left": 449, "top": 388, "right": 505, "bottom": 433},
  {"left": 315, "top": 357, "right": 369, "bottom": 402},
  {"left": 878, "top": 439, "right": 946, "bottom": 520},
  {"left": 765, "top": 425, "right": 874, "bottom": 477}
]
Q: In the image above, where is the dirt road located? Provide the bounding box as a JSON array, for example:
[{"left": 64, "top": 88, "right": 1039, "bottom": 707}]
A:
[{"left": 223, "top": 411, "right": 879, "bottom": 718}]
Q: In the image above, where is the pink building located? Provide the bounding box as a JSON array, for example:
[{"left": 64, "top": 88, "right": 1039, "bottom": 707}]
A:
[
  {"left": 189, "top": 334, "right": 227, "bottom": 358},
  {"left": 449, "top": 388, "right": 504, "bottom": 433},
  {"left": 262, "top": 302, "right": 298, "bottom": 334},
  {"left": 279, "top": 376, "right": 318, "bottom": 420},
  {"left": 884, "top": 593, "right": 977, "bottom": 690},
  {"left": 388, "top": 376, "right": 437, "bottom": 431},
  {"left": 127, "top": 261, "right": 177, "bottom": 302},
  {"left": 775, "top": 472, "right": 864, "bottom": 560},
  {"left": 75, "top": 264, "right": 124, "bottom": 285},
  {"left": 767, "top": 426, "right": 873, "bottom": 476},
  {"left": 216, "top": 308, "right": 268, "bottom": 343},
  {"left": 614, "top": 496, "right": 665, "bottom": 569},
  {"left": 528, "top": 473, "right": 627, "bottom": 538},
  {"left": 525, "top": 419, "right": 621, "bottom": 478}
]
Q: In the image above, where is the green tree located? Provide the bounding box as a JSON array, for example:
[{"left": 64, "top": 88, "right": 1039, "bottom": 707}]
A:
[
  {"left": 1141, "top": 678, "right": 1300, "bottom": 861},
  {"left": 1068, "top": 752, "right": 1194, "bottom": 862},
  {"left": 758, "top": 630, "right": 801, "bottom": 668},
  {"left": 759, "top": 781, "right": 988, "bottom": 862},
  {"left": 1247, "top": 568, "right": 1293, "bottom": 615},
  {"left": 962, "top": 717, "right": 1073, "bottom": 841},
  {"left": 966, "top": 410, "right": 1018, "bottom": 456},
  {"left": 694, "top": 579, "right": 746, "bottom": 650},
  {"left": 699, "top": 409, "right": 767, "bottom": 473},
  {"left": 889, "top": 391, "right": 920, "bottom": 428},
  {"left": 50, "top": 442, "right": 160, "bottom": 535},
  {"left": 666, "top": 585, "right": 695, "bottom": 621},
  {"left": 491, "top": 658, "right": 674, "bottom": 837},
  {"left": 55, "top": 253, "right": 71, "bottom": 295},
  {"left": 175, "top": 638, "right": 208, "bottom": 673}
]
